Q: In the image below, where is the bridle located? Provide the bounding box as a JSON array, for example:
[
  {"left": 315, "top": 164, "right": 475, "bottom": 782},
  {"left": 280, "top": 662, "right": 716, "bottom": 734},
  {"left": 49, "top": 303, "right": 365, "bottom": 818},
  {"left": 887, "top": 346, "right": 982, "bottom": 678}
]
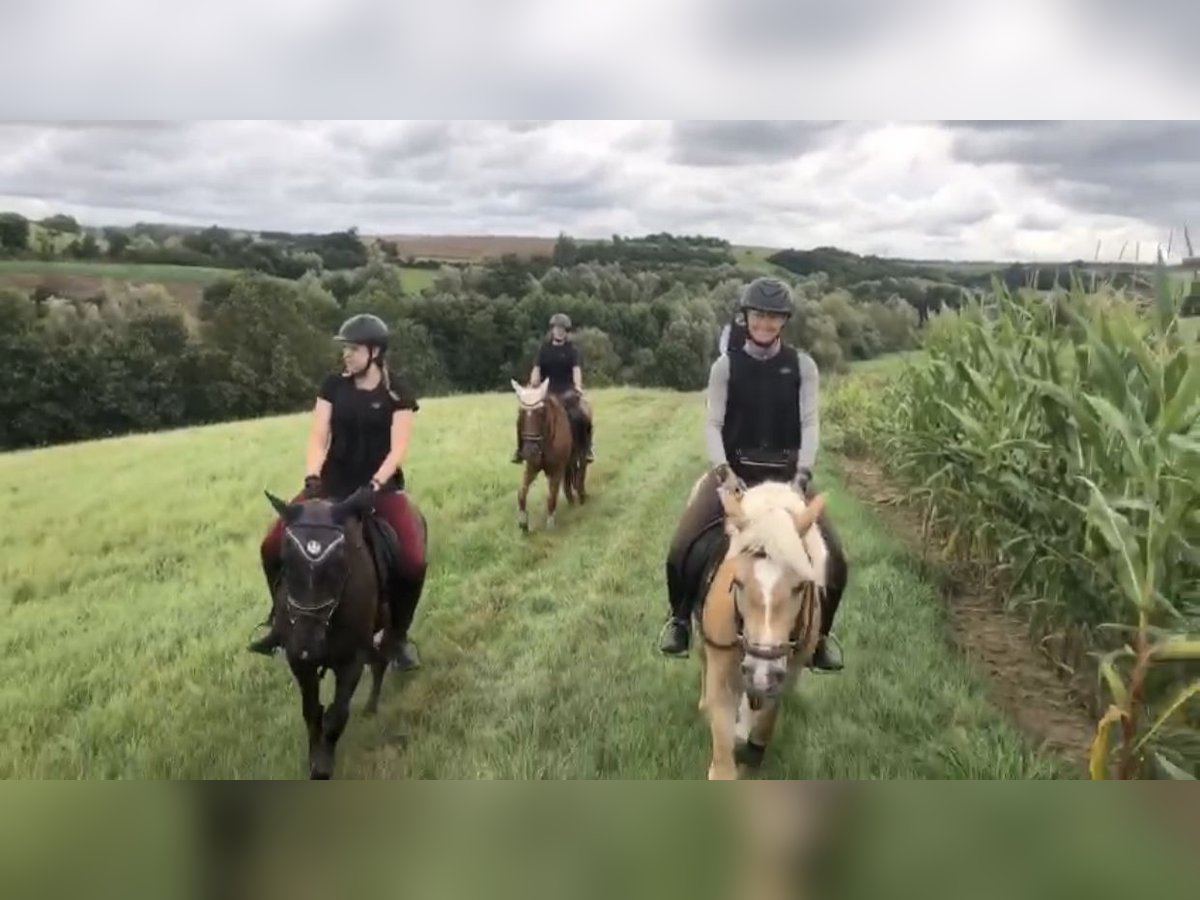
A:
[
  {"left": 517, "top": 396, "right": 548, "bottom": 451},
  {"left": 701, "top": 551, "right": 820, "bottom": 661},
  {"left": 281, "top": 523, "right": 352, "bottom": 629}
]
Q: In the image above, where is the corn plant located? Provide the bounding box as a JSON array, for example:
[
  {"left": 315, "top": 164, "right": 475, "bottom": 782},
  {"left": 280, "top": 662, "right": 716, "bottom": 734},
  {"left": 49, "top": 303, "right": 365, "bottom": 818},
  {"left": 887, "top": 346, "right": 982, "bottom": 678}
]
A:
[{"left": 880, "top": 267, "right": 1199, "bottom": 777}]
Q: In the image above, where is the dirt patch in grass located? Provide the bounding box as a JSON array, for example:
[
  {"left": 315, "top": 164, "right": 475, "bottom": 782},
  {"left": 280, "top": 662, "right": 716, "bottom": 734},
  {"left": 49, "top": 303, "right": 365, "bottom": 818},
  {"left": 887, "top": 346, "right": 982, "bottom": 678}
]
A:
[{"left": 835, "top": 454, "right": 1098, "bottom": 773}]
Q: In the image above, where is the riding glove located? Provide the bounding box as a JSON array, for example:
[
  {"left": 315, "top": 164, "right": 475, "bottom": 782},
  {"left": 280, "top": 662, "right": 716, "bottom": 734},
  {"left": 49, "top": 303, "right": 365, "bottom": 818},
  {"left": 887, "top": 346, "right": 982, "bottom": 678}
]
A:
[{"left": 302, "top": 475, "right": 323, "bottom": 499}]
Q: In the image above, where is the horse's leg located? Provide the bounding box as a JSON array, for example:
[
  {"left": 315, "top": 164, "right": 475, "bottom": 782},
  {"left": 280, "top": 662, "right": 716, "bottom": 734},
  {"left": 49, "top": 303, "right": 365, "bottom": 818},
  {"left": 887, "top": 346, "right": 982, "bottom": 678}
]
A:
[
  {"left": 311, "top": 656, "right": 364, "bottom": 780},
  {"left": 365, "top": 602, "right": 388, "bottom": 715},
  {"left": 546, "top": 468, "right": 563, "bottom": 530},
  {"left": 517, "top": 465, "right": 534, "bottom": 532},
  {"left": 739, "top": 698, "right": 780, "bottom": 772},
  {"left": 288, "top": 657, "right": 323, "bottom": 777},
  {"left": 703, "top": 646, "right": 741, "bottom": 780},
  {"left": 578, "top": 417, "right": 590, "bottom": 504},
  {"left": 563, "top": 458, "right": 576, "bottom": 506},
  {"left": 365, "top": 646, "right": 386, "bottom": 716}
]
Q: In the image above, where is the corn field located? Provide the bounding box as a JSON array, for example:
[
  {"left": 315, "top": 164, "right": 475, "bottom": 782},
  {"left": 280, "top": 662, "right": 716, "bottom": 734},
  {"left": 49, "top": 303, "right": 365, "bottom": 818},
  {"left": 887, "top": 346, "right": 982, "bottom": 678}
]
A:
[{"left": 874, "top": 272, "right": 1199, "bottom": 778}]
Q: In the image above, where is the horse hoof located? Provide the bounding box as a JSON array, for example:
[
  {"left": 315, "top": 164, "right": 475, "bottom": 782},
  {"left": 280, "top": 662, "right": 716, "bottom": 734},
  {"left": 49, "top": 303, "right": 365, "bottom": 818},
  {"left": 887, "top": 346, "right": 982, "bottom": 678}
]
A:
[
  {"left": 546, "top": 516, "right": 556, "bottom": 530},
  {"left": 735, "top": 740, "right": 767, "bottom": 769},
  {"left": 310, "top": 767, "right": 332, "bottom": 780}
]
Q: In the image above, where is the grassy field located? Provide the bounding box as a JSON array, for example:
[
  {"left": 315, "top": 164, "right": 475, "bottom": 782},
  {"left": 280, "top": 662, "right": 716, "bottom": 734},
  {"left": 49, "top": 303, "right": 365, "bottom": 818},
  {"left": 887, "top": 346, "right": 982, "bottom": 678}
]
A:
[
  {"left": 0, "top": 386, "right": 1076, "bottom": 779},
  {"left": 398, "top": 266, "right": 439, "bottom": 292},
  {"left": 0, "top": 260, "right": 232, "bottom": 284}
]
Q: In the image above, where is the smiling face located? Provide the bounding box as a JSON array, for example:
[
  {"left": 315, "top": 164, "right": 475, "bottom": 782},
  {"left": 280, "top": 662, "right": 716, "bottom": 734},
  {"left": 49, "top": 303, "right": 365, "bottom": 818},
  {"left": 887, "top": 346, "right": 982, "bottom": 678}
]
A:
[{"left": 746, "top": 308, "right": 788, "bottom": 346}]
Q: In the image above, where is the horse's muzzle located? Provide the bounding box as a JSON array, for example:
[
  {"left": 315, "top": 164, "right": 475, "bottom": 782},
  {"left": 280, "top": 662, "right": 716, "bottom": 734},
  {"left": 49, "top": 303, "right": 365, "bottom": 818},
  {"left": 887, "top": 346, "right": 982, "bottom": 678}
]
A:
[{"left": 742, "top": 657, "right": 788, "bottom": 701}]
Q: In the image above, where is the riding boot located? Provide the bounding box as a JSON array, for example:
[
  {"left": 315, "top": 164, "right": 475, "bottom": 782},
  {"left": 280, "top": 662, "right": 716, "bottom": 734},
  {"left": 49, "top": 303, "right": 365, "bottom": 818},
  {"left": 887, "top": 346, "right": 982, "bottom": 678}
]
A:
[
  {"left": 248, "top": 557, "right": 284, "bottom": 656},
  {"left": 388, "top": 571, "right": 424, "bottom": 671},
  {"left": 810, "top": 581, "right": 845, "bottom": 672},
  {"left": 811, "top": 635, "right": 844, "bottom": 671},
  {"left": 658, "top": 615, "right": 691, "bottom": 656},
  {"left": 658, "top": 560, "right": 692, "bottom": 656}
]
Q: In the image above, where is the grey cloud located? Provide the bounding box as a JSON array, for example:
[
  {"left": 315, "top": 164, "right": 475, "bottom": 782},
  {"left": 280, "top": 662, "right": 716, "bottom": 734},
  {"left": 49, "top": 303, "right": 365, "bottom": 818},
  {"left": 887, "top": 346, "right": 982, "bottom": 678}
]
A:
[
  {"left": 1, "top": 119, "right": 1194, "bottom": 260},
  {"left": 0, "top": 121, "right": 641, "bottom": 234},
  {"left": 669, "top": 121, "right": 844, "bottom": 166},
  {"left": 945, "top": 121, "right": 1200, "bottom": 227}
]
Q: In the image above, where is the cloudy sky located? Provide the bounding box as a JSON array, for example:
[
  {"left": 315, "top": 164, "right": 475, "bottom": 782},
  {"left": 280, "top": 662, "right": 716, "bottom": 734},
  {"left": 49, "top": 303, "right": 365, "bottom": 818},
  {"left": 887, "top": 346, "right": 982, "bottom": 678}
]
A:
[{"left": 2, "top": 120, "right": 1197, "bottom": 262}]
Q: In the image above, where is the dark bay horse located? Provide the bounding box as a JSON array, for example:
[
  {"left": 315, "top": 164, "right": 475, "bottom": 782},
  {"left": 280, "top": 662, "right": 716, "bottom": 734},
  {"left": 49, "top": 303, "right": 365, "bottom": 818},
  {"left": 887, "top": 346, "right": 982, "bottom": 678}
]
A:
[
  {"left": 511, "top": 379, "right": 591, "bottom": 532},
  {"left": 263, "top": 486, "right": 394, "bottom": 779}
]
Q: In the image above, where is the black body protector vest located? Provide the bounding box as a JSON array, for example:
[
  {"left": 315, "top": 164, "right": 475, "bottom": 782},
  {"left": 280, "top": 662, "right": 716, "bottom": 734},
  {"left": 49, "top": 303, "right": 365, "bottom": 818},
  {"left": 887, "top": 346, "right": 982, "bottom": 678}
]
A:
[{"left": 721, "top": 344, "right": 802, "bottom": 486}]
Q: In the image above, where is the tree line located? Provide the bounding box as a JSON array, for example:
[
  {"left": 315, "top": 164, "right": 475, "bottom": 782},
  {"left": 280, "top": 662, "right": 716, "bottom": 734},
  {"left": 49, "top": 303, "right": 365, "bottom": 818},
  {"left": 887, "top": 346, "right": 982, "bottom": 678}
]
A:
[{"left": 0, "top": 259, "right": 922, "bottom": 451}]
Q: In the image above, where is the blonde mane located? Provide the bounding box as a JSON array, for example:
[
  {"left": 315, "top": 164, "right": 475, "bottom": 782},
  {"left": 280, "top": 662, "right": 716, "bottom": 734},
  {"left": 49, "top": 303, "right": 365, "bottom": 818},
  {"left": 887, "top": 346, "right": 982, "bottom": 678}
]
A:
[{"left": 723, "top": 481, "right": 829, "bottom": 589}]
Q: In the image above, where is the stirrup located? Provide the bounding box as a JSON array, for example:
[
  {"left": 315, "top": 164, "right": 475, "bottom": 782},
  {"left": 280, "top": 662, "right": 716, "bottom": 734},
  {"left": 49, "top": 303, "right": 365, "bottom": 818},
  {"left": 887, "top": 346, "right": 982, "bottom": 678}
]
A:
[{"left": 809, "top": 632, "right": 844, "bottom": 674}]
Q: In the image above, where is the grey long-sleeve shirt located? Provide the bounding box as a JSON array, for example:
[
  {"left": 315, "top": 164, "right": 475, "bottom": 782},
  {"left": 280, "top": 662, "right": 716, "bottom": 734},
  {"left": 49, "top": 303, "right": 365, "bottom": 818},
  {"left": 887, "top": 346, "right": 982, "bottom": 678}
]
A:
[{"left": 704, "top": 341, "right": 820, "bottom": 471}]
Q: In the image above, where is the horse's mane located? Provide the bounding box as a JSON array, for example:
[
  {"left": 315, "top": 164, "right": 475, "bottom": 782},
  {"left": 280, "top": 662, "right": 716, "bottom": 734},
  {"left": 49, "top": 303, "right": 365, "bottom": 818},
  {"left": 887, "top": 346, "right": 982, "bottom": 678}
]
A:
[{"left": 724, "top": 482, "right": 829, "bottom": 589}]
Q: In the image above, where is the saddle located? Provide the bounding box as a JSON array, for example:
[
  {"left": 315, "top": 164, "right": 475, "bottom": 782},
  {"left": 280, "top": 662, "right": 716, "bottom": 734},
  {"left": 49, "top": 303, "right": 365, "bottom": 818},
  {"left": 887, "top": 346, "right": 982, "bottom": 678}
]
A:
[
  {"left": 682, "top": 518, "right": 732, "bottom": 626},
  {"left": 360, "top": 509, "right": 402, "bottom": 599}
]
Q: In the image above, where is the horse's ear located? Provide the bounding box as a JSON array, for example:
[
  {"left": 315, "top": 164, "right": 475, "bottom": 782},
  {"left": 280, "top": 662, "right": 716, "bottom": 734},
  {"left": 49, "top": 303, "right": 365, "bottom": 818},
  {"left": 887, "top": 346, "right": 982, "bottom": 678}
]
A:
[
  {"left": 535, "top": 381, "right": 549, "bottom": 400},
  {"left": 511, "top": 379, "right": 524, "bottom": 394},
  {"left": 265, "top": 490, "right": 300, "bottom": 522},
  {"left": 790, "top": 494, "right": 825, "bottom": 536}
]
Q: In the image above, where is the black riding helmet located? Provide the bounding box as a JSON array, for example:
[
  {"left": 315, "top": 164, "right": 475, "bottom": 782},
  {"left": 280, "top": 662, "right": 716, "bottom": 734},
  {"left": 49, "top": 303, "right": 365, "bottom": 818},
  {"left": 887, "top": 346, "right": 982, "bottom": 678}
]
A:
[
  {"left": 739, "top": 277, "right": 794, "bottom": 317},
  {"left": 335, "top": 313, "right": 389, "bottom": 352}
]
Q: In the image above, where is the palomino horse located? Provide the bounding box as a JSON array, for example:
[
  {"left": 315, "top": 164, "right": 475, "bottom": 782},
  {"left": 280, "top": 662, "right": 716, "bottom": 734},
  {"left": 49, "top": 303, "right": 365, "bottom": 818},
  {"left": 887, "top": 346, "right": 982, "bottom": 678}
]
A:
[
  {"left": 511, "top": 379, "right": 591, "bottom": 532},
  {"left": 696, "top": 476, "right": 829, "bottom": 780},
  {"left": 264, "top": 486, "right": 394, "bottom": 779}
]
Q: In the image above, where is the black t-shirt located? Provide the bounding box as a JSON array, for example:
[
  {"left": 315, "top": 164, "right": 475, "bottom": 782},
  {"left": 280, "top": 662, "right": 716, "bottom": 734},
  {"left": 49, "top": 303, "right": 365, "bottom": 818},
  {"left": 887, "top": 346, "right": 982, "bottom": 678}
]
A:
[
  {"left": 317, "top": 371, "right": 419, "bottom": 500},
  {"left": 536, "top": 340, "right": 580, "bottom": 393}
]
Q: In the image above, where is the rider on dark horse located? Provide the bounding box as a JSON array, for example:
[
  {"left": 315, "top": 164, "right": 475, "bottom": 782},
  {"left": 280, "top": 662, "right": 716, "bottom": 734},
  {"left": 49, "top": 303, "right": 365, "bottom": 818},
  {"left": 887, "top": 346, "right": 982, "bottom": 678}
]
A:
[
  {"left": 250, "top": 313, "right": 426, "bottom": 671},
  {"left": 657, "top": 277, "right": 848, "bottom": 672},
  {"left": 511, "top": 312, "right": 595, "bottom": 464}
]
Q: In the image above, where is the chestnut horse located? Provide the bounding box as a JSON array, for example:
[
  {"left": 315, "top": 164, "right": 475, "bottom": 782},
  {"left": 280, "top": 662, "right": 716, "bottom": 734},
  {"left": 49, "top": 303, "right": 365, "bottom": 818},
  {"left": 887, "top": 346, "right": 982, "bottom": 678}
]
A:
[
  {"left": 696, "top": 476, "right": 829, "bottom": 780},
  {"left": 511, "top": 379, "right": 590, "bottom": 532}
]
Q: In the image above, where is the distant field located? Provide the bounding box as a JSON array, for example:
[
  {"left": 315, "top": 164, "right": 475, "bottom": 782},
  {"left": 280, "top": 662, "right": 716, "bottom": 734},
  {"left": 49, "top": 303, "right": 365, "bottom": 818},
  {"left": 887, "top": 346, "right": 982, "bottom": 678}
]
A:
[
  {"left": 398, "top": 266, "right": 439, "bottom": 292},
  {"left": 731, "top": 246, "right": 791, "bottom": 276},
  {"left": 0, "top": 260, "right": 230, "bottom": 283},
  {"left": 381, "top": 234, "right": 559, "bottom": 261}
]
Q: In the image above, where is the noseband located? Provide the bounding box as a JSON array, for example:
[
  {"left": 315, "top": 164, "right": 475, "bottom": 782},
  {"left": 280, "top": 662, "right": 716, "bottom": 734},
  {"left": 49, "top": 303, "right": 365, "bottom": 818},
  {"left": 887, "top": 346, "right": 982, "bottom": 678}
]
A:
[
  {"left": 701, "top": 558, "right": 819, "bottom": 661},
  {"left": 517, "top": 399, "right": 548, "bottom": 448}
]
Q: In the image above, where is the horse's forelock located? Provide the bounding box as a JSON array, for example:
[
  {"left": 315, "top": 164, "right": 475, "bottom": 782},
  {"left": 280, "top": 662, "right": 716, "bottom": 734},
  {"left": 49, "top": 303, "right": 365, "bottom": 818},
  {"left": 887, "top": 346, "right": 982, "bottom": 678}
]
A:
[{"left": 726, "top": 486, "right": 827, "bottom": 588}]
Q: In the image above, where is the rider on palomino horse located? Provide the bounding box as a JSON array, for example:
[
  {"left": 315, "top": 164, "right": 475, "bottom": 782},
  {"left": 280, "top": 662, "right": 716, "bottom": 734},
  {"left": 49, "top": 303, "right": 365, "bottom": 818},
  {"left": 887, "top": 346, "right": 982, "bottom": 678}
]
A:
[
  {"left": 512, "top": 312, "right": 595, "bottom": 464},
  {"left": 250, "top": 313, "right": 427, "bottom": 671},
  {"left": 657, "top": 277, "right": 849, "bottom": 672}
]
